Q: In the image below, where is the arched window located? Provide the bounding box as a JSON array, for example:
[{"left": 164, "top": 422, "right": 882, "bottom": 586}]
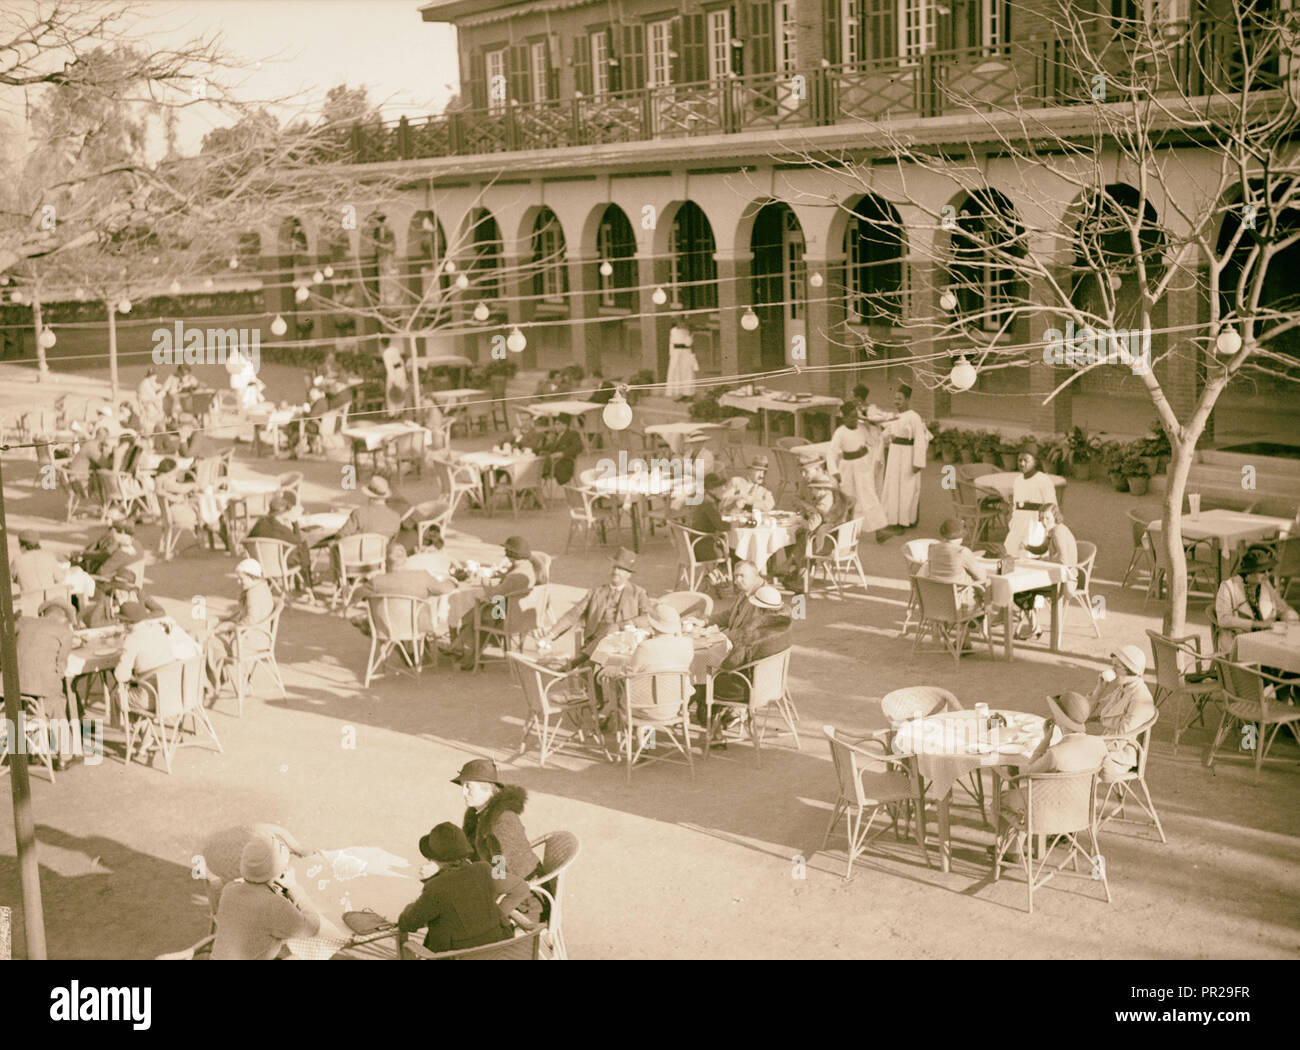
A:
[
  {"left": 950, "top": 189, "right": 1023, "bottom": 331},
  {"left": 531, "top": 209, "right": 568, "bottom": 304},
  {"left": 667, "top": 202, "right": 717, "bottom": 311},
  {"left": 844, "top": 194, "right": 904, "bottom": 325}
]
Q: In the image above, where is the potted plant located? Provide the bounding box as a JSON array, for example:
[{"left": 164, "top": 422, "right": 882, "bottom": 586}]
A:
[
  {"left": 1145, "top": 420, "right": 1172, "bottom": 474},
  {"left": 935, "top": 426, "right": 959, "bottom": 465},
  {"left": 1124, "top": 447, "right": 1152, "bottom": 495},
  {"left": 975, "top": 431, "right": 1001, "bottom": 465},
  {"left": 953, "top": 428, "right": 976, "bottom": 464},
  {"left": 1101, "top": 440, "right": 1129, "bottom": 491},
  {"left": 1037, "top": 434, "right": 1069, "bottom": 475},
  {"left": 1066, "top": 426, "right": 1097, "bottom": 480},
  {"left": 998, "top": 437, "right": 1021, "bottom": 471}
]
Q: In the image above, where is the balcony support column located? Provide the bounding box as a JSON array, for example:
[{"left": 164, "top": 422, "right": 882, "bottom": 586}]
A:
[
  {"left": 635, "top": 253, "right": 673, "bottom": 379},
  {"left": 1025, "top": 272, "right": 1073, "bottom": 436},
  {"left": 904, "top": 256, "right": 945, "bottom": 423},
  {"left": 803, "top": 255, "right": 839, "bottom": 398},
  {"left": 714, "top": 251, "right": 753, "bottom": 383},
  {"left": 567, "top": 252, "right": 600, "bottom": 376}
]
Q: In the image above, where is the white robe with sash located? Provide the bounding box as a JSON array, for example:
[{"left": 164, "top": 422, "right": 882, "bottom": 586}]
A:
[{"left": 880, "top": 410, "right": 931, "bottom": 527}]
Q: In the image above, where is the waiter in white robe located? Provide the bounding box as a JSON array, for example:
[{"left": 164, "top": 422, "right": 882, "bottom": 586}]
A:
[
  {"left": 665, "top": 318, "right": 699, "bottom": 399},
  {"left": 880, "top": 383, "right": 931, "bottom": 533},
  {"left": 1002, "top": 451, "right": 1057, "bottom": 556},
  {"left": 827, "top": 404, "right": 888, "bottom": 536}
]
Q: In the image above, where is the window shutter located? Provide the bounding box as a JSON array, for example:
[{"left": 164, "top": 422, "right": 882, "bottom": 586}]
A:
[
  {"left": 469, "top": 50, "right": 486, "bottom": 109},
  {"left": 748, "top": 1, "right": 775, "bottom": 75},
  {"left": 681, "top": 13, "right": 706, "bottom": 82},
  {"left": 547, "top": 36, "right": 560, "bottom": 99},
  {"left": 937, "top": 2, "right": 955, "bottom": 51},
  {"left": 622, "top": 22, "right": 645, "bottom": 90},
  {"left": 956, "top": 0, "right": 979, "bottom": 50},
  {"left": 866, "top": 0, "right": 897, "bottom": 62},
  {"left": 510, "top": 43, "right": 531, "bottom": 102},
  {"left": 574, "top": 34, "right": 592, "bottom": 95},
  {"left": 670, "top": 16, "right": 684, "bottom": 84},
  {"left": 823, "top": 0, "right": 842, "bottom": 65}
]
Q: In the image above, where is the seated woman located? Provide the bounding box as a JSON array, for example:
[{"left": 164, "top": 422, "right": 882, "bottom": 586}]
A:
[
  {"left": 1013, "top": 503, "right": 1078, "bottom": 640},
  {"left": 211, "top": 834, "right": 321, "bottom": 960},
  {"left": 920, "top": 517, "right": 990, "bottom": 614},
  {"left": 453, "top": 758, "right": 548, "bottom": 920},
  {"left": 1215, "top": 545, "right": 1297, "bottom": 653},
  {"left": 396, "top": 824, "right": 531, "bottom": 957}
]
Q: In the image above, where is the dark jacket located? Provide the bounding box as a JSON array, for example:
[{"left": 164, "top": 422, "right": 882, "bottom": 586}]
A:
[
  {"left": 715, "top": 613, "right": 793, "bottom": 701},
  {"left": 690, "top": 495, "right": 728, "bottom": 562},
  {"left": 462, "top": 784, "right": 542, "bottom": 881},
  {"left": 248, "top": 515, "right": 307, "bottom": 567},
  {"left": 396, "top": 860, "right": 529, "bottom": 954},
  {"left": 549, "top": 430, "right": 585, "bottom": 486},
  {"left": 338, "top": 501, "right": 403, "bottom": 540},
  {"left": 15, "top": 615, "right": 74, "bottom": 703}
]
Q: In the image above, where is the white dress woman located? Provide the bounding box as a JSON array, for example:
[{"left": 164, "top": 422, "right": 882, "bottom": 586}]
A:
[
  {"left": 1003, "top": 453, "right": 1057, "bottom": 556},
  {"left": 664, "top": 323, "right": 698, "bottom": 399},
  {"left": 827, "top": 408, "right": 887, "bottom": 532}
]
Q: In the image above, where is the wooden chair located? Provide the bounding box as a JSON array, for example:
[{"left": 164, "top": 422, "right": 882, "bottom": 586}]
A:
[
  {"left": 990, "top": 766, "right": 1110, "bottom": 914},
  {"left": 899, "top": 538, "right": 937, "bottom": 636},
  {"left": 1098, "top": 713, "right": 1166, "bottom": 842},
  {"left": 1205, "top": 658, "right": 1300, "bottom": 779},
  {"left": 0, "top": 697, "right": 57, "bottom": 783},
  {"left": 618, "top": 670, "right": 695, "bottom": 783},
  {"left": 1065, "top": 541, "right": 1101, "bottom": 637},
  {"left": 953, "top": 479, "right": 1005, "bottom": 541},
  {"left": 363, "top": 593, "right": 439, "bottom": 686},
  {"left": 564, "top": 484, "right": 615, "bottom": 552},
  {"left": 667, "top": 521, "right": 729, "bottom": 591},
  {"left": 1146, "top": 629, "right": 1219, "bottom": 754},
  {"left": 1275, "top": 536, "right": 1300, "bottom": 602},
  {"left": 820, "top": 725, "right": 926, "bottom": 879},
  {"left": 122, "top": 658, "right": 222, "bottom": 773},
  {"left": 331, "top": 532, "right": 388, "bottom": 610},
  {"left": 702, "top": 647, "right": 799, "bottom": 762},
  {"left": 213, "top": 601, "right": 286, "bottom": 717},
  {"left": 807, "top": 517, "right": 870, "bottom": 597},
  {"left": 1144, "top": 526, "right": 1218, "bottom": 606},
  {"left": 99, "top": 470, "right": 150, "bottom": 523},
  {"left": 507, "top": 653, "right": 606, "bottom": 767},
  {"left": 659, "top": 590, "right": 713, "bottom": 619},
  {"left": 912, "top": 576, "right": 995, "bottom": 665}
]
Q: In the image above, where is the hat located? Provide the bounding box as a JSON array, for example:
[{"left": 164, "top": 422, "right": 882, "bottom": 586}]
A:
[
  {"left": 239, "top": 834, "right": 286, "bottom": 884},
  {"left": 17, "top": 529, "right": 40, "bottom": 546},
  {"left": 610, "top": 548, "right": 637, "bottom": 573},
  {"left": 749, "top": 454, "right": 770, "bottom": 470},
  {"left": 363, "top": 476, "right": 391, "bottom": 499},
  {"left": 451, "top": 758, "right": 501, "bottom": 786},
  {"left": 1240, "top": 545, "right": 1276, "bottom": 575},
  {"left": 1047, "top": 691, "right": 1091, "bottom": 734},
  {"left": 118, "top": 601, "right": 151, "bottom": 624},
  {"left": 235, "top": 557, "right": 264, "bottom": 578},
  {"left": 939, "top": 518, "right": 967, "bottom": 540},
  {"left": 269, "top": 494, "right": 292, "bottom": 513},
  {"left": 1112, "top": 644, "right": 1146, "bottom": 677},
  {"left": 38, "top": 598, "right": 77, "bottom": 622},
  {"left": 111, "top": 518, "right": 136, "bottom": 535},
  {"left": 109, "top": 570, "right": 138, "bottom": 590},
  {"left": 749, "top": 584, "right": 784, "bottom": 610},
  {"left": 808, "top": 472, "right": 836, "bottom": 490},
  {"left": 648, "top": 603, "right": 682, "bottom": 635},
  {"left": 155, "top": 457, "right": 178, "bottom": 475},
  {"left": 504, "top": 536, "right": 530, "bottom": 559},
  {"left": 418, "top": 823, "right": 474, "bottom": 864},
  {"left": 177, "top": 413, "right": 197, "bottom": 426},
  {"left": 704, "top": 472, "right": 727, "bottom": 492},
  {"left": 897, "top": 382, "right": 913, "bottom": 399}
]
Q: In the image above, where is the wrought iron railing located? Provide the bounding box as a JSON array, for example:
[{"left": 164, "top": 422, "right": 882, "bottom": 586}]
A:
[{"left": 335, "top": 24, "right": 1284, "bottom": 164}]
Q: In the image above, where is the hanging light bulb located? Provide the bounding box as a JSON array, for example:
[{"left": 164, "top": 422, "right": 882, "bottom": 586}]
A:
[
  {"left": 39, "top": 327, "right": 57, "bottom": 349},
  {"left": 473, "top": 301, "right": 490, "bottom": 322},
  {"left": 506, "top": 326, "right": 527, "bottom": 353},
  {"left": 740, "top": 306, "right": 760, "bottom": 331},
  {"left": 169, "top": 280, "right": 182, "bottom": 295},
  {"left": 74, "top": 287, "right": 85, "bottom": 300},
  {"left": 323, "top": 264, "right": 334, "bottom": 279},
  {"left": 939, "top": 289, "right": 958, "bottom": 312},
  {"left": 455, "top": 273, "right": 469, "bottom": 290},
  {"left": 270, "top": 314, "right": 288, "bottom": 336},
  {"left": 204, "top": 278, "right": 215, "bottom": 290},
  {"left": 444, "top": 259, "right": 456, "bottom": 274},
  {"left": 312, "top": 270, "right": 324, "bottom": 284},
  {"left": 295, "top": 285, "right": 310, "bottom": 303},
  {"left": 421, "top": 216, "right": 435, "bottom": 233},
  {"left": 1108, "top": 273, "right": 1123, "bottom": 291},
  {"left": 118, "top": 298, "right": 132, "bottom": 314},
  {"left": 809, "top": 272, "right": 824, "bottom": 288},
  {"left": 599, "top": 260, "right": 613, "bottom": 278},
  {"left": 652, "top": 286, "right": 668, "bottom": 305},
  {"left": 229, "top": 255, "right": 239, "bottom": 269},
  {"left": 10, "top": 289, "right": 23, "bottom": 304},
  {"left": 950, "top": 356, "right": 977, "bottom": 391},
  {"left": 602, "top": 389, "right": 633, "bottom": 431},
  {"left": 1216, "top": 328, "right": 1242, "bottom": 356},
  {"left": 152, "top": 255, "right": 161, "bottom": 265}
]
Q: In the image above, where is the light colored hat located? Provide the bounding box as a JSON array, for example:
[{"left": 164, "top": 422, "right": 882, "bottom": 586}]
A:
[
  {"left": 363, "top": 476, "right": 391, "bottom": 499},
  {"left": 1047, "top": 691, "right": 1091, "bottom": 734},
  {"left": 1112, "top": 644, "right": 1146, "bottom": 677},
  {"left": 749, "top": 454, "right": 770, "bottom": 470},
  {"left": 749, "top": 584, "right": 783, "bottom": 610},
  {"left": 235, "top": 557, "right": 263, "bottom": 578},
  {"left": 239, "top": 834, "right": 286, "bottom": 884},
  {"left": 648, "top": 603, "right": 682, "bottom": 635}
]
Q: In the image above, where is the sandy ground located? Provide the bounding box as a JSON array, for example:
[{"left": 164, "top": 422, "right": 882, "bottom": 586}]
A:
[{"left": 1, "top": 361, "right": 1297, "bottom": 959}]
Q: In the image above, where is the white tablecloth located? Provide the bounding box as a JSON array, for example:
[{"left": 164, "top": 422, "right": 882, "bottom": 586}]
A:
[
  {"left": 727, "top": 513, "right": 801, "bottom": 572},
  {"left": 974, "top": 472, "right": 1067, "bottom": 503},
  {"left": 429, "top": 387, "right": 486, "bottom": 407},
  {"left": 1235, "top": 623, "right": 1300, "bottom": 674},
  {"left": 457, "top": 449, "right": 537, "bottom": 484},
  {"left": 1148, "top": 509, "right": 1291, "bottom": 558},
  {"left": 526, "top": 400, "right": 602, "bottom": 420},
  {"left": 890, "top": 709, "right": 1057, "bottom": 799},
  {"left": 718, "top": 392, "right": 842, "bottom": 415},
  {"left": 591, "top": 627, "right": 730, "bottom": 685},
  {"left": 340, "top": 421, "right": 430, "bottom": 452},
  {"left": 975, "top": 557, "right": 1071, "bottom": 608}
]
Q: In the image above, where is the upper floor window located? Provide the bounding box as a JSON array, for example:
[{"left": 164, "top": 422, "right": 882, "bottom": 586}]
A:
[
  {"left": 775, "top": 1, "right": 799, "bottom": 72},
  {"left": 591, "top": 30, "right": 610, "bottom": 95},
  {"left": 707, "top": 9, "right": 732, "bottom": 82},
  {"left": 485, "top": 48, "right": 507, "bottom": 112},
  {"left": 530, "top": 41, "right": 549, "bottom": 102},
  {"left": 843, "top": 0, "right": 862, "bottom": 64},
  {"left": 983, "top": 0, "right": 1010, "bottom": 53},
  {"left": 647, "top": 18, "right": 673, "bottom": 88},
  {"left": 900, "top": 0, "right": 938, "bottom": 61}
]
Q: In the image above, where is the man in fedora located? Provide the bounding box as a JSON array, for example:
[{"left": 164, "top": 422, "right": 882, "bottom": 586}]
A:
[
  {"left": 394, "top": 823, "right": 531, "bottom": 956},
  {"left": 769, "top": 470, "right": 852, "bottom": 593},
  {"left": 338, "top": 474, "right": 402, "bottom": 541},
  {"left": 690, "top": 473, "right": 731, "bottom": 564},
  {"left": 721, "top": 453, "right": 775, "bottom": 515},
  {"left": 543, "top": 547, "right": 652, "bottom": 663}
]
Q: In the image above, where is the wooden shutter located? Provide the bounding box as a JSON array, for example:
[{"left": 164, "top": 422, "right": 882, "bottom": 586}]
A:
[
  {"left": 670, "top": 16, "right": 684, "bottom": 85},
  {"left": 547, "top": 36, "right": 560, "bottom": 98},
  {"left": 866, "top": 0, "right": 897, "bottom": 62},
  {"left": 748, "top": 1, "right": 775, "bottom": 75},
  {"left": 681, "top": 13, "right": 706, "bottom": 82},
  {"left": 823, "top": 0, "right": 842, "bottom": 65},
  {"left": 469, "top": 50, "right": 486, "bottom": 109},
  {"left": 574, "top": 34, "right": 592, "bottom": 95},
  {"left": 955, "top": 0, "right": 980, "bottom": 50},
  {"left": 621, "top": 22, "right": 645, "bottom": 90},
  {"left": 510, "top": 43, "right": 531, "bottom": 102}
]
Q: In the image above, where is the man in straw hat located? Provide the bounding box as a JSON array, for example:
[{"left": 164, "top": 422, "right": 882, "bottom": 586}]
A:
[
  {"left": 211, "top": 833, "right": 322, "bottom": 960},
  {"left": 338, "top": 473, "right": 402, "bottom": 541},
  {"left": 627, "top": 602, "right": 695, "bottom": 675},
  {"left": 879, "top": 381, "right": 932, "bottom": 535},
  {"left": 543, "top": 547, "right": 651, "bottom": 663},
  {"left": 721, "top": 454, "right": 776, "bottom": 515}
]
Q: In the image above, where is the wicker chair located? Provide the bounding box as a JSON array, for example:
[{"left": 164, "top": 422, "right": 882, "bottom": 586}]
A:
[
  {"left": 1144, "top": 525, "right": 1219, "bottom": 605},
  {"left": 1065, "top": 541, "right": 1101, "bottom": 638},
  {"left": 1205, "top": 658, "right": 1300, "bottom": 778},
  {"left": 242, "top": 537, "right": 308, "bottom": 601},
  {"left": 1120, "top": 506, "right": 1159, "bottom": 588},
  {"left": 702, "top": 647, "right": 798, "bottom": 762},
  {"left": 362, "top": 593, "right": 442, "bottom": 686},
  {"left": 820, "top": 725, "right": 926, "bottom": 879},
  {"left": 618, "top": 670, "right": 695, "bottom": 783},
  {"left": 491, "top": 457, "right": 547, "bottom": 517},
  {"left": 878, "top": 686, "right": 984, "bottom": 815},
  {"left": 122, "top": 658, "right": 222, "bottom": 773},
  {"left": 331, "top": 532, "right": 388, "bottom": 610},
  {"left": 0, "top": 697, "right": 57, "bottom": 783},
  {"left": 527, "top": 831, "right": 579, "bottom": 960},
  {"left": 1098, "top": 713, "right": 1165, "bottom": 842},
  {"left": 1276, "top": 536, "right": 1300, "bottom": 602},
  {"left": 1146, "top": 629, "right": 1219, "bottom": 754},
  {"left": 212, "top": 601, "right": 286, "bottom": 717},
  {"left": 659, "top": 590, "right": 713, "bottom": 619},
  {"left": 912, "top": 576, "right": 995, "bottom": 665},
  {"left": 807, "top": 516, "right": 870, "bottom": 597},
  {"left": 563, "top": 484, "right": 615, "bottom": 552},
  {"left": 667, "top": 521, "right": 729, "bottom": 591},
  {"left": 899, "top": 539, "right": 938, "bottom": 636},
  {"left": 991, "top": 765, "right": 1110, "bottom": 914},
  {"left": 508, "top": 654, "right": 605, "bottom": 767}
]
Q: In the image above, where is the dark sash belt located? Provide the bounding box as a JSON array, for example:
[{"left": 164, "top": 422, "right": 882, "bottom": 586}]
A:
[
  {"left": 1015, "top": 501, "right": 1046, "bottom": 511},
  {"left": 841, "top": 447, "right": 868, "bottom": 461},
  {"left": 891, "top": 438, "right": 914, "bottom": 446}
]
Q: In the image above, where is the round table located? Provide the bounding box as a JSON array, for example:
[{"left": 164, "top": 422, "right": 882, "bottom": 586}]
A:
[
  {"left": 591, "top": 626, "right": 730, "bottom": 685},
  {"left": 726, "top": 512, "right": 800, "bottom": 573}
]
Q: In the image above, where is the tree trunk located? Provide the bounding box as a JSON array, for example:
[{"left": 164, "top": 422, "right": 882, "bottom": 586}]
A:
[
  {"left": 1161, "top": 438, "right": 1196, "bottom": 636},
  {"left": 32, "top": 293, "right": 48, "bottom": 377},
  {"left": 107, "top": 300, "right": 119, "bottom": 403}
]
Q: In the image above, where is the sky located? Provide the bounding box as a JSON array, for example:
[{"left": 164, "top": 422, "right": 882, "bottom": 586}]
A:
[{"left": 12, "top": 0, "right": 461, "bottom": 155}]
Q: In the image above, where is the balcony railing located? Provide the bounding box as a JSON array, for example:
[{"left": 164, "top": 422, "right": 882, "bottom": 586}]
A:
[{"left": 339, "top": 24, "right": 1284, "bottom": 164}]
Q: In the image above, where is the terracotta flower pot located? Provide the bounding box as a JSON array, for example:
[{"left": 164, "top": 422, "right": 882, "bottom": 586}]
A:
[
  {"left": 1109, "top": 471, "right": 1129, "bottom": 492},
  {"left": 1000, "top": 452, "right": 1019, "bottom": 471},
  {"left": 959, "top": 448, "right": 976, "bottom": 464},
  {"left": 1127, "top": 475, "right": 1150, "bottom": 495},
  {"left": 1140, "top": 455, "right": 1160, "bottom": 476},
  {"left": 1072, "top": 460, "right": 1092, "bottom": 481}
]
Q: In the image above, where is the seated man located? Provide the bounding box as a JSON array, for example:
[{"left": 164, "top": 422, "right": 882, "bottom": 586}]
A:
[
  {"left": 114, "top": 601, "right": 179, "bottom": 722},
  {"left": 682, "top": 433, "right": 718, "bottom": 486},
  {"left": 396, "top": 823, "right": 531, "bottom": 957},
  {"left": 352, "top": 542, "right": 455, "bottom": 636},
  {"left": 15, "top": 599, "right": 77, "bottom": 727},
  {"left": 697, "top": 585, "right": 791, "bottom": 723},
  {"left": 12, "top": 529, "right": 67, "bottom": 593},
  {"left": 77, "top": 518, "right": 136, "bottom": 577},
  {"left": 708, "top": 560, "right": 764, "bottom": 635},
  {"left": 211, "top": 834, "right": 322, "bottom": 960},
  {"left": 66, "top": 428, "right": 113, "bottom": 488},
  {"left": 721, "top": 455, "right": 776, "bottom": 515},
  {"left": 1215, "top": 544, "right": 1297, "bottom": 652},
  {"left": 769, "top": 472, "right": 852, "bottom": 593},
  {"left": 690, "top": 473, "right": 730, "bottom": 565},
  {"left": 542, "top": 415, "right": 585, "bottom": 487},
  {"left": 248, "top": 493, "right": 314, "bottom": 591},
  {"left": 204, "top": 559, "right": 277, "bottom": 690},
  {"left": 542, "top": 548, "right": 651, "bottom": 664},
  {"left": 288, "top": 383, "right": 332, "bottom": 456},
  {"left": 337, "top": 475, "right": 402, "bottom": 541},
  {"left": 81, "top": 570, "right": 164, "bottom": 628},
  {"left": 180, "top": 416, "right": 220, "bottom": 461},
  {"left": 626, "top": 603, "right": 695, "bottom": 675},
  {"left": 920, "top": 517, "right": 989, "bottom": 613},
  {"left": 515, "top": 417, "right": 555, "bottom": 458},
  {"left": 1052, "top": 644, "right": 1156, "bottom": 780},
  {"left": 447, "top": 536, "right": 537, "bottom": 670}
]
